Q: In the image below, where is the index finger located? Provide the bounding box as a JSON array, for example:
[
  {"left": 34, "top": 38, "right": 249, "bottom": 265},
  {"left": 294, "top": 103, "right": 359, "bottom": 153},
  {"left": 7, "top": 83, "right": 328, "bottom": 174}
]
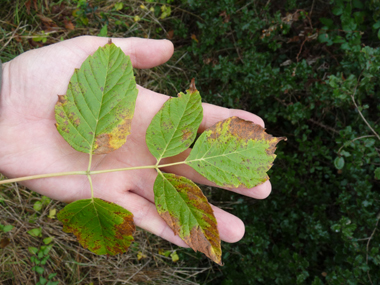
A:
[{"left": 200, "top": 102, "right": 265, "bottom": 132}]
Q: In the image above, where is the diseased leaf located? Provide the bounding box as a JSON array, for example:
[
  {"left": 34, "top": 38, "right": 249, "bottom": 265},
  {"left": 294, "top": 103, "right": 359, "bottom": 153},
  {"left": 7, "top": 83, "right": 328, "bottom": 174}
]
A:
[
  {"left": 57, "top": 198, "right": 135, "bottom": 255},
  {"left": 186, "top": 116, "right": 286, "bottom": 188},
  {"left": 55, "top": 40, "right": 138, "bottom": 155},
  {"left": 146, "top": 79, "right": 203, "bottom": 162},
  {"left": 154, "top": 172, "right": 222, "bottom": 265}
]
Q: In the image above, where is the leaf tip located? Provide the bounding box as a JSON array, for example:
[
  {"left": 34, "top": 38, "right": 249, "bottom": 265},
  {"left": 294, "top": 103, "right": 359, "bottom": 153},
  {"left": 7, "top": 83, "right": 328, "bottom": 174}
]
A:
[
  {"left": 57, "top": 95, "right": 66, "bottom": 104},
  {"left": 188, "top": 78, "right": 197, "bottom": 94},
  {"left": 107, "top": 38, "right": 113, "bottom": 45}
]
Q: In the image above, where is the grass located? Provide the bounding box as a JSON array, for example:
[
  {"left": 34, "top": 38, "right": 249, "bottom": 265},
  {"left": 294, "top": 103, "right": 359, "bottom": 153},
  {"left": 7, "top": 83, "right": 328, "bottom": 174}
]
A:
[{"left": 0, "top": 0, "right": 209, "bottom": 283}]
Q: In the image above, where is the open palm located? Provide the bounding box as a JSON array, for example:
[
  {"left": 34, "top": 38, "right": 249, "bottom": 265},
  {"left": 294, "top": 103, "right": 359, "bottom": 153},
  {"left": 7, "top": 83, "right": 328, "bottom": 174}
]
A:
[{"left": 0, "top": 36, "right": 271, "bottom": 247}]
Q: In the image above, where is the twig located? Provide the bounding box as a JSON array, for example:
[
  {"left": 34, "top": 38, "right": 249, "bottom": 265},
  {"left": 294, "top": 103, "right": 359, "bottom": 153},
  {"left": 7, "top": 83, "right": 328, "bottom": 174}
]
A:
[
  {"left": 230, "top": 27, "right": 244, "bottom": 64},
  {"left": 0, "top": 22, "right": 26, "bottom": 54},
  {"left": 308, "top": 118, "right": 340, "bottom": 134},
  {"left": 125, "top": 259, "right": 151, "bottom": 283},
  {"left": 351, "top": 95, "right": 380, "bottom": 141},
  {"left": 337, "top": 135, "right": 376, "bottom": 154},
  {"left": 349, "top": 73, "right": 380, "bottom": 141},
  {"left": 310, "top": 0, "right": 316, "bottom": 16},
  {"left": 296, "top": 37, "right": 308, "bottom": 62},
  {"left": 366, "top": 218, "right": 379, "bottom": 285}
]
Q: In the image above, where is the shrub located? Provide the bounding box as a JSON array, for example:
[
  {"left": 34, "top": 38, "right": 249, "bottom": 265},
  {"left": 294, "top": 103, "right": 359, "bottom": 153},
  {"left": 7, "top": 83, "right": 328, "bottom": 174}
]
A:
[{"left": 169, "top": 0, "right": 380, "bottom": 283}]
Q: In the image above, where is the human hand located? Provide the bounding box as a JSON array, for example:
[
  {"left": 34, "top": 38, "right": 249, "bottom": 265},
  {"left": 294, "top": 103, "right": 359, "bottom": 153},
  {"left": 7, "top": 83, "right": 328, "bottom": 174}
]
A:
[{"left": 0, "top": 36, "right": 271, "bottom": 247}]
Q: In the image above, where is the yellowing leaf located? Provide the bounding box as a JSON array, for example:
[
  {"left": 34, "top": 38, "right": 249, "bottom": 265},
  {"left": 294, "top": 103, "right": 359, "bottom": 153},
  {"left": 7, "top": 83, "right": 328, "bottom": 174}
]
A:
[
  {"left": 57, "top": 198, "right": 135, "bottom": 255},
  {"left": 48, "top": 208, "right": 57, "bottom": 219},
  {"left": 55, "top": 41, "right": 138, "bottom": 155},
  {"left": 114, "top": 3, "right": 123, "bottom": 10},
  {"left": 154, "top": 172, "right": 222, "bottom": 265},
  {"left": 186, "top": 116, "right": 286, "bottom": 188},
  {"left": 146, "top": 79, "right": 203, "bottom": 162},
  {"left": 171, "top": 251, "right": 179, "bottom": 262},
  {"left": 137, "top": 251, "right": 147, "bottom": 260}
]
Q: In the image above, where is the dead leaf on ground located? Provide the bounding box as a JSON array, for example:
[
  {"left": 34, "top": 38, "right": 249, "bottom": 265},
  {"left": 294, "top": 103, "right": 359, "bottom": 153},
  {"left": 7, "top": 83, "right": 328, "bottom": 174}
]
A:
[
  {"left": 14, "top": 34, "right": 22, "bottom": 43},
  {"left": 0, "top": 238, "right": 10, "bottom": 249},
  {"left": 25, "top": 0, "right": 31, "bottom": 14},
  {"left": 52, "top": 3, "right": 66, "bottom": 14},
  {"left": 64, "top": 19, "right": 75, "bottom": 30},
  {"left": 37, "top": 14, "right": 54, "bottom": 24},
  {"left": 167, "top": 30, "right": 174, "bottom": 40},
  {"left": 219, "top": 11, "right": 230, "bottom": 23},
  {"left": 287, "top": 36, "right": 300, "bottom": 43},
  {"left": 191, "top": 34, "right": 199, "bottom": 43},
  {"left": 33, "top": 0, "right": 38, "bottom": 11}
]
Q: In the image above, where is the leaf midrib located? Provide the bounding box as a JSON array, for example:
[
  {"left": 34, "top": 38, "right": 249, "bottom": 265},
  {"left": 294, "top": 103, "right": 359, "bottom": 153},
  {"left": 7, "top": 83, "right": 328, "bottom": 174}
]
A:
[
  {"left": 88, "top": 48, "right": 111, "bottom": 155},
  {"left": 157, "top": 94, "right": 201, "bottom": 162},
  {"left": 187, "top": 143, "right": 260, "bottom": 164}
]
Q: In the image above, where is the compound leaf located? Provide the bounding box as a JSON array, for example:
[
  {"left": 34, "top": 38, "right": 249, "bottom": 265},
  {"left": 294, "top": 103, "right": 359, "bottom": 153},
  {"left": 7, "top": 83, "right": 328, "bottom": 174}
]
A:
[
  {"left": 55, "top": 41, "right": 138, "bottom": 155},
  {"left": 57, "top": 198, "right": 135, "bottom": 255},
  {"left": 146, "top": 79, "right": 203, "bottom": 162},
  {"left": 186, "top": 116, "right": 286, "bottom": 188},
  {"left": 154, "top": 172, "right": 221, "bottom": 265}
]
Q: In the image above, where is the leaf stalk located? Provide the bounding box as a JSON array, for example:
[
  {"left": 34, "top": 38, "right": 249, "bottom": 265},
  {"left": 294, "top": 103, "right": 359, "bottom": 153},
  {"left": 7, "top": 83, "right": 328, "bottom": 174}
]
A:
[{"left": 0, "top": 161, "right": 188, "bottom": 185}]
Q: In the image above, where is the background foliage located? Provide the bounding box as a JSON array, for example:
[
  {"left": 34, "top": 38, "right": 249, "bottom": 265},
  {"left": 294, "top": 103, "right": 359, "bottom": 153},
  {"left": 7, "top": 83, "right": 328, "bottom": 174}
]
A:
[{"left": 1, "top": 0, "right": 380, "bottom": 284}]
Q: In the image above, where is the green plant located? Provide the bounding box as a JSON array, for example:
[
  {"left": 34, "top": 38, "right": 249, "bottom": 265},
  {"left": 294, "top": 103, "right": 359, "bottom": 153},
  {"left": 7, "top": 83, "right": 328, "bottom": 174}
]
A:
[
  {"left": 0, "top": 223, "right": 14, "bottom": 234},
  {"left": 0, "top": 40, "right": 284, "bottom": 265},
  {"left": 28, "top": 233, "right": 59, "bottom": 285}
]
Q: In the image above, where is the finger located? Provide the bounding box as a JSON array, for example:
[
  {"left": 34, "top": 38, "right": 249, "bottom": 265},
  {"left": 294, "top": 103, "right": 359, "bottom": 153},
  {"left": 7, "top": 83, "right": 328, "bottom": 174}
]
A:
[
  {"left": 66, "top": 36, "right": 174, "bottom": 69},
  {"left": 105, "top": 190, "right": 189, "bottom": 248},
  {"left": 213, "top": 205, "right": 245, "bottom": 243},
  {"left": 201, "top": 102, "right": 265, "bottom": 130}
]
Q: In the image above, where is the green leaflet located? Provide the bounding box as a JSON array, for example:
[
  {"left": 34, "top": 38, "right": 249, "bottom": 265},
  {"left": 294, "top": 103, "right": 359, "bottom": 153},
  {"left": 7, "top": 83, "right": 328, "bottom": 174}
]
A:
[
  {"left": 186, "top": 116, "right": 286, "bottom": 188},
  {"left": 57, "top": 198, "right": 135, "bottom": 255},
  {"left": 55, "top": 41, "right": 138, "bottom": 155},
  {"left": 146, "top": 79, "right": 203, "bottom": 162},
  {"left": 154, "top": 172, "right": 222, "bottom": 265}
]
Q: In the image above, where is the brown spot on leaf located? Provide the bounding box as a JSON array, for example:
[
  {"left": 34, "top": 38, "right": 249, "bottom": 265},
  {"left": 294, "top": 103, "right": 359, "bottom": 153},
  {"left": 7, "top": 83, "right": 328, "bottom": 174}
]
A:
[
  {"left": 93, "top": 118, "right": 132, "bottom": 154},
  {"left": 57, "top": 95, "right": 67, "bottom": 104},
  {"left": 181, "top": 128, "right": 192, "bottom": 142},
  {"left": 160, "top": 211, "right": 182, "bottom": 236},
  {"left": 184, "top": 227, "right": 222, "bottom": 265},
  {"left": 69, "top": 112, "right": 80, "bottom": 126},
  {"left": 208, "top": 117, "right": 286, "bottom": 156},
  {"left": 93, "top": 133, "right": 113, "bottom": 154},
  {"left": 107, "top": 38, "right": 113, "bottom": 45},
  {"left": 114, "top": 212, "right": 135, "bottom": 241}
]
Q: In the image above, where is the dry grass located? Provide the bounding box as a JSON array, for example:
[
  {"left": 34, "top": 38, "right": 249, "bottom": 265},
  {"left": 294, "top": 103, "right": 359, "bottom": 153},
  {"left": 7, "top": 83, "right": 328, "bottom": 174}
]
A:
[{"left": 0, "top": 0, "right": 210, "bottom": 284}]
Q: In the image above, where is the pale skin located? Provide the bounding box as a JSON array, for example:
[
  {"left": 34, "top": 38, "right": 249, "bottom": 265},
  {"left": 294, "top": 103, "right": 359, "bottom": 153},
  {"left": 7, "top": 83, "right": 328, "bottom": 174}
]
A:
[{"left": 0, "top": 36, "right": 271, "bottom": 248}]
